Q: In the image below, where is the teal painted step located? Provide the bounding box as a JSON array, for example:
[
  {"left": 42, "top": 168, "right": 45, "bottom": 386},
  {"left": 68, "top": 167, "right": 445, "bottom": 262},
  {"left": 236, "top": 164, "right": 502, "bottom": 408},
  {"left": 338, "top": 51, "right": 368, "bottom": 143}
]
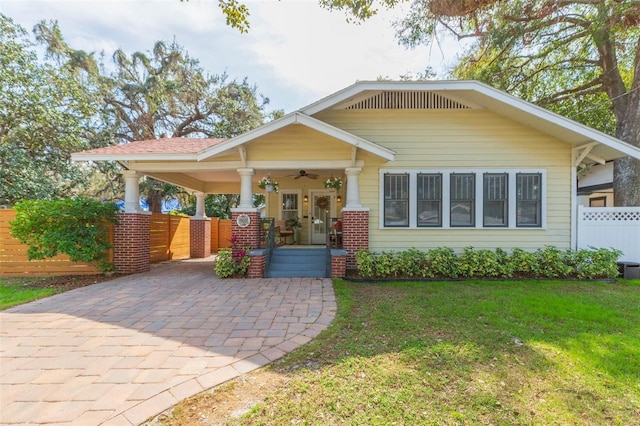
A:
[{"left": 266, "top": 248, "right": 328, "bottom": 278}]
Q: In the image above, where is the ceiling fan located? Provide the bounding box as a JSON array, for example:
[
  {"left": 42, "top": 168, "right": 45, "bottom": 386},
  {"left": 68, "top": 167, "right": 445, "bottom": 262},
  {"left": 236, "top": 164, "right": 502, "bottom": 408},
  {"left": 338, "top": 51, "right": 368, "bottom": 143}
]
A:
[{"left": 287, "top": 170, "right": 319, "bottom": 180}]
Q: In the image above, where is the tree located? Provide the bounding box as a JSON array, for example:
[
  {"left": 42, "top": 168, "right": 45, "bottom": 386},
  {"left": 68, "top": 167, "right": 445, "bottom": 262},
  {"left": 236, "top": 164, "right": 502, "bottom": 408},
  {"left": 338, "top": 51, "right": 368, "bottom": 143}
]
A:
[
  {"left": 0, "top": 15, "right": 96, "bottom": 204},
  {"left": 321, "top": 0, "right": 640, "bottom": 206},
  {"left": 35, "top": 21, "right": 280, "bottom": 211},
  {"left": 181, "top": 0, "right": 250, "bottom": 33}
]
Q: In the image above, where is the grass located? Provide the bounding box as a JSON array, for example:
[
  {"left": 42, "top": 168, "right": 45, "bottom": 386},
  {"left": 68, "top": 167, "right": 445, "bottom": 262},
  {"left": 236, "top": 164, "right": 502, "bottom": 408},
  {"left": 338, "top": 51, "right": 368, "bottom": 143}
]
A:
[
  {"left": 0, "top": 275, "right": 115, "bottom": 311},
  {"left": 219, "top": 279, "right": 640, "bottom": 425},
  {"left": 0, "top": 277, "right": 58, "bottom": 310}
]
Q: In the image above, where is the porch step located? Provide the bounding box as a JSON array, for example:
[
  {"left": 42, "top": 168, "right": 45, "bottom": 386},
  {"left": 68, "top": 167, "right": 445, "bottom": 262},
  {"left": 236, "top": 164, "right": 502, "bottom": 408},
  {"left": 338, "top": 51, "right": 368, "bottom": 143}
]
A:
[{"left": 266, "top": 248, "right": 328, "bottom": 278}]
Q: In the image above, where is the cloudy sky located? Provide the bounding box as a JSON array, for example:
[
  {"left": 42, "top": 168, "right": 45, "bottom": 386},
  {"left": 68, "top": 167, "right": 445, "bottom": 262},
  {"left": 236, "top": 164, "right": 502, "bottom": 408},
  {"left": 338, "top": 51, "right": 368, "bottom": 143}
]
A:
[{"left": 1, "top": 0, "right": 464, "bottom": 113}]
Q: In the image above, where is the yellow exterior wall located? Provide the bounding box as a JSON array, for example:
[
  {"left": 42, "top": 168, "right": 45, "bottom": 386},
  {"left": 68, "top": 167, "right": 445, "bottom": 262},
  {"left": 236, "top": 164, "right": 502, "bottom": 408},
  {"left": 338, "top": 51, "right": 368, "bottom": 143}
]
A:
[
  {"left": 245, "top": 126, "right": 353, "bottom": 161},
  {"left": 317, "top": 109, "right": 572, "bottom": 251}
]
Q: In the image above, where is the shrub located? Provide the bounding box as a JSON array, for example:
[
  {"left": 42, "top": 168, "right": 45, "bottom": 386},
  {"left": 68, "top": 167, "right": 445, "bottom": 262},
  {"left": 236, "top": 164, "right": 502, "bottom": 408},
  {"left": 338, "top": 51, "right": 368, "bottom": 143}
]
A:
[
  {"left": 214, "top": 235, "right": 250, "bottom": 278},
  {"left": 214, "top": 248, "right": 250, "bottom": 278},
  {"left": 535, "top": 246, "right": 573, "bottom": 278},
  {"left": 509, "top": 248, "right": 539, "bottom": 277},
  {"left": 354, "top": 246, "right": 621, "bottom": 281},
  {"left": 355, "top": 249, "right": 375, "bottom": 278},
  {"left": 375, "top": 251, "right": 399, "bottom": 277},
  {"left": 571, "top": 247, "right": 622, "bottom": 279},
  {"left": 397, "top": 248, "right": 427, "bottom": 277},
  {"left": 10, "top": 198, "right": 119, "bottom": 273},
  {"left": 425, "top": 247, "right": 458, "bottom": 278}
]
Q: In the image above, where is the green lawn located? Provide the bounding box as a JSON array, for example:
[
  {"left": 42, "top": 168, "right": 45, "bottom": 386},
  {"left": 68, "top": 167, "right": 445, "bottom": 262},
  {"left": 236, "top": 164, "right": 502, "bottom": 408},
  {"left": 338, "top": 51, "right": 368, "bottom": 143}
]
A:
[
  {"left": 0, "top": 278, "right": 57, "bottom": 310},
  {"left": 234, "top": 279, "right": 640, "bottom": 425}
]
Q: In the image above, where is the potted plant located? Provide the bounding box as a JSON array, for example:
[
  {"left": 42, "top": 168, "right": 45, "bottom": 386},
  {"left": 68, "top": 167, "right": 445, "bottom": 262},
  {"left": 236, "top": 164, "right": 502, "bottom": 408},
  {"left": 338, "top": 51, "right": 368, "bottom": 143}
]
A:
[
  {"left": 258, "top": 176, "right": 279, "bottom": 193},
  {"left": 324, "top": 176, "right": 342, "bottom": 190}
]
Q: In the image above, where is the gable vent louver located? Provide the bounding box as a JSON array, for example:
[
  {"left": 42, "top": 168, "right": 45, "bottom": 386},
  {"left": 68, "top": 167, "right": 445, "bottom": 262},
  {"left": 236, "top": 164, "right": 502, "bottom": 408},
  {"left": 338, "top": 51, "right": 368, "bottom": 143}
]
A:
[{"left": 345, "top": 91, "right": 470, "bottom": 110}]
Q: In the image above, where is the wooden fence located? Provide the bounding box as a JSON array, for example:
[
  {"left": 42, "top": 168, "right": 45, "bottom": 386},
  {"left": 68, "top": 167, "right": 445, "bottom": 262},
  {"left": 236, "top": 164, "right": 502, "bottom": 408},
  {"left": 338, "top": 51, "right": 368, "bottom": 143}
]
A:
[
  {"left": 150, "top": 213, "right": 191, "bottom": 262},
  {"left": 0, "top": 210, "right": 234, "bottom": 277},
  {"left": 211, "top": 217, "right": 233, "bottom": 253},
  {"left": 0, "top": 209, "right": 109, "bottom": 277}
]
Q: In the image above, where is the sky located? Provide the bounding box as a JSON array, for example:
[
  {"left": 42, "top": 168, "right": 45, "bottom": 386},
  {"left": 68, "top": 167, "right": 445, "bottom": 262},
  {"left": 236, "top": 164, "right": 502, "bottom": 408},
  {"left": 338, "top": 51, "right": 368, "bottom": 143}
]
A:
[{"left": 1, "top": 0, "right": 464, "bottom": 114}]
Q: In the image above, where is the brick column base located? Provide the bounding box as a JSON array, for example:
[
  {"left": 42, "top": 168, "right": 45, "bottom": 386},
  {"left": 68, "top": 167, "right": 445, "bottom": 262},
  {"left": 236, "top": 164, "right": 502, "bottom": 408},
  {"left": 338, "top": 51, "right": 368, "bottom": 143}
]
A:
[
  {"left": 342, "top": 208, "right": 369, "bottom": 271},
  {"left": 247, "top": 251, "right": 266, "bottom": 278},
  {"left": 190, "top": 218, "right": 211, "bottom": 258},
  {"left": 113, "top": 213, "right": 151, "bottom": 274},
  {"left": 230, "top": 210, "right": 261, "bottom": 257},
  {"left": 330, "top": 250, "right": 347, "bottom": 278}
]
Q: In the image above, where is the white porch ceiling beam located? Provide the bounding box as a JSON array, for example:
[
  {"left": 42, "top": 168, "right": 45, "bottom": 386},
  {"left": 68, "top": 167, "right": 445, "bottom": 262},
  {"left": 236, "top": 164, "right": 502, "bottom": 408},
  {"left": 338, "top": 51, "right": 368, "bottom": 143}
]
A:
[{"left": 144, "top": 172, "right": 205, "bottom": 193}]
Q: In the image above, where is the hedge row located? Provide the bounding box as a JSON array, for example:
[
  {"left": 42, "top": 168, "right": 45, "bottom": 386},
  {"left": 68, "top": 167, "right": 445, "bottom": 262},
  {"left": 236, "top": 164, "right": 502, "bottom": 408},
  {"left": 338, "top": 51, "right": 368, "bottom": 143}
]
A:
[{"left": 355, "top": 246, "right": 622, "bottom": 280}]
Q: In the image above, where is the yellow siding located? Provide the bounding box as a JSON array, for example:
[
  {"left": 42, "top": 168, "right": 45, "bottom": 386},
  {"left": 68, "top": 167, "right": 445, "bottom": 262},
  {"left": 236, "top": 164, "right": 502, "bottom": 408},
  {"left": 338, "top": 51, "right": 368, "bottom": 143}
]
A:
[
  {"left": 318, "top": 109, "right": 572, "bottom": 251},
  {"left": 246, "top": 126, "right": 352, "bottom": 161}
]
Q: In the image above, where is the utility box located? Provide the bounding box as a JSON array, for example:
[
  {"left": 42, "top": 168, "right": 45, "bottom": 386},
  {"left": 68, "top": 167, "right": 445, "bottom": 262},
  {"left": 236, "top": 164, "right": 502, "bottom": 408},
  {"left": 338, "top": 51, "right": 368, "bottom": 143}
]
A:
[{"left": 618, "top": 262, "right": 640, "bottom": 279}]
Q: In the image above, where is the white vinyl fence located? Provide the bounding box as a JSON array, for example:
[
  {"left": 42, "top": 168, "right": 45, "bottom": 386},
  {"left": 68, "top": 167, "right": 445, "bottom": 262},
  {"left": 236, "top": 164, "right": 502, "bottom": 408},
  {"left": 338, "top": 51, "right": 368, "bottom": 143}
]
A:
[{"left": 577, "top": 206, "right": 640, "bottom": 262}]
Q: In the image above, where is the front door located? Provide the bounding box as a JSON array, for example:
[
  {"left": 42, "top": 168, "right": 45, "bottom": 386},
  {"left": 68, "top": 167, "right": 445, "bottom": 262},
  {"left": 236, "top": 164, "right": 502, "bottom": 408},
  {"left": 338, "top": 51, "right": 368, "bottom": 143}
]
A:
[{"left": 309, "top": 189, "right": 334, "bottom": 244}]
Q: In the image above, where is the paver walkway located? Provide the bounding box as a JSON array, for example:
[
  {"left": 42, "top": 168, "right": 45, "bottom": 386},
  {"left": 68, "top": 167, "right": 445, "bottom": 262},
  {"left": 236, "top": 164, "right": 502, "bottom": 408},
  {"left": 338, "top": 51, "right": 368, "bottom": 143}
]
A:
[{"left": 0, "top": 258, "right": 336, "bottom": 425}]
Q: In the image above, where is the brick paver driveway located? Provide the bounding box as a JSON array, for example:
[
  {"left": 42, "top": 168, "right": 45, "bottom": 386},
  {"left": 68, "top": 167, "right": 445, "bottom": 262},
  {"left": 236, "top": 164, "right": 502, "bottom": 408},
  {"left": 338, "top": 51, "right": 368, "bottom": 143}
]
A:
[{"left": 0, "top": 258, "right": 336, "bottom": 425}]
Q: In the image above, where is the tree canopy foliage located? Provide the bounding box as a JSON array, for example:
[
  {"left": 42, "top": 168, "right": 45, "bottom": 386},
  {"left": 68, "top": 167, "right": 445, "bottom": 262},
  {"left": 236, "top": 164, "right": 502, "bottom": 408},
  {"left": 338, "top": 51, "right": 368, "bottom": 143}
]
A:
[
  {"left": 0, "top": 15, "right": 96, "bottom": 204},
  {"left": 181, "top": 0, "right": 250, "bottom": 33},
  {"left": 322, "top": 0, "right": 640, "bottom": 205},
  {"left": 2, "top": 15, "right": 279, "bottom": 210}
]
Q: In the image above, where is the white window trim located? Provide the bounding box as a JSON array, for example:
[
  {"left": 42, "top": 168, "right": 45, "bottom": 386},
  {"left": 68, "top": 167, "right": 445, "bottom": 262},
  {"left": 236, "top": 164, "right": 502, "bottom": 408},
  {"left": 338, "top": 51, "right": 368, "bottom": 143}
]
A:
[
  {"left": 379, "top": 169, "right": 546, "bottom": 230},
  {"left": 279, "top": 189, "right": 302, "bottom": 221}
]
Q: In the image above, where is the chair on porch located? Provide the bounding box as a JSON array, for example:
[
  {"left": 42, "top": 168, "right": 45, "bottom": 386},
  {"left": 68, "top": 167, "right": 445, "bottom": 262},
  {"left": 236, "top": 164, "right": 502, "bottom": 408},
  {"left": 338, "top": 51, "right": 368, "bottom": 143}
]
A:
[
  {"left": 275, "top": 220, "right": 294, "bottom": 245},
  {"left": 329, "top": 218, "right": 342, "bottom": 248}
]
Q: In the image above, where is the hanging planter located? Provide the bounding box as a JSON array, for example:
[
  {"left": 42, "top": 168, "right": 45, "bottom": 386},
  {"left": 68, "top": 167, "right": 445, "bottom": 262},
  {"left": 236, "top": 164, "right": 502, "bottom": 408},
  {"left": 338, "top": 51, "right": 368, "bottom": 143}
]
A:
[
  {"left": 258, "top": 176, "right": 279, "bottom": 193},
  {"left": 324, "top": 176, "right": 342, "bottom": 190}
]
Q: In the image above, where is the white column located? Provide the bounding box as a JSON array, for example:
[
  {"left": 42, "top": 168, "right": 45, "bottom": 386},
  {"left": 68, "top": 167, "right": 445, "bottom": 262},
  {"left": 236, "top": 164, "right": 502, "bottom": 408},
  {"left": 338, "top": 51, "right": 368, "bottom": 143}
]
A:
[
  {"left": 122, "top": 170, "right": 141, "bottom": 213},
  {"left": 345, "top": 167, "right": 362, "bottom": 208},
  {"left": 194, "top": 191, "right": 207, "bottom": 219},
  {"left": 237, "top": 168, "right": 255, "bottom": 209}
]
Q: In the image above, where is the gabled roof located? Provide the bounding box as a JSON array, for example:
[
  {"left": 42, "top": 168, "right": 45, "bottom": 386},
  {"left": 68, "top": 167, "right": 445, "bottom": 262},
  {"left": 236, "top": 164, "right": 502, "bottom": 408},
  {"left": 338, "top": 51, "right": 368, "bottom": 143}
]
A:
[
  {"left": 72, "top": 114, "right": 396, "bottom": 162},
  {"left": 72, "top": 138, "right": 226, "bottom": 161},
  {"left": 302, "top": 80, "right": 640, "bottom": 163}
]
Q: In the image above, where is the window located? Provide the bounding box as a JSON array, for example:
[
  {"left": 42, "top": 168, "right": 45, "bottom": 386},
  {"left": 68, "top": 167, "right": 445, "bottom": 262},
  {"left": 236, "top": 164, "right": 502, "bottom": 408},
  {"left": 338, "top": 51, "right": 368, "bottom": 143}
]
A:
[
  {"left": 417, "top": 173, "right": 442, "bottom": 227},
  {"left": 380, "top": 169, "right": 545, "bottom": 229},
  {"left": 280, "top": 191, "right": 300, "bottom": 223},
  {"left": 516, "top": 173, "right": 542, "bottom": 227},
  {"left": 450, "top": 173, "right": 475, "bottom": 227},
  {"left": 384, "top": 173, "right": 409, "bottom": 226},
  {"left": 483, "top": 173, "right": 508, "bottom": 227}
]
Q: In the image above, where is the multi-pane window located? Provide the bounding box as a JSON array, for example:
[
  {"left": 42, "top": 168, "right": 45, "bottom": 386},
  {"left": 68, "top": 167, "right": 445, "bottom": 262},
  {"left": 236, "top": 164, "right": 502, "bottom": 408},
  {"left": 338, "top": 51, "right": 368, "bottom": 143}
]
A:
[
  {"left": 281, "top": 192, "right": 299, "bottom": 223},
  {"left": 483, "top": 173, "right": 508, "bottom": 227},
  {"left": 417, "top": 173, "right": 442, "bottom": 227},
  {"left": 384, "top": 173, "right": 409, "bottom": 226},
  {"left": 516, "top": 173, "right": 542, "bottom": 227},
  {"left": 450, "top": 173, "right": 475, "bottom": 227}
]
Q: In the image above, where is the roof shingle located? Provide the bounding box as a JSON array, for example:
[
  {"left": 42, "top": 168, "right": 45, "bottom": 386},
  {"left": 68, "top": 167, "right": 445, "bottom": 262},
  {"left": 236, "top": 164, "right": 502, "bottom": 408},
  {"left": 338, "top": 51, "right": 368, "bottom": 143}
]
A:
[{"left": 76, "top": 138, "right": 227, "bottom": 156}]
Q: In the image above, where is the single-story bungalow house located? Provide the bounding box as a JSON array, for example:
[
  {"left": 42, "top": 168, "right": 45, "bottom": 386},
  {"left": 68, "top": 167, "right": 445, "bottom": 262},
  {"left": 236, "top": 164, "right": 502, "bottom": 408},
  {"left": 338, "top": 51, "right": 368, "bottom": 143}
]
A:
[{"left": 73, "top": 80, "right": 640, "bottom": 276}]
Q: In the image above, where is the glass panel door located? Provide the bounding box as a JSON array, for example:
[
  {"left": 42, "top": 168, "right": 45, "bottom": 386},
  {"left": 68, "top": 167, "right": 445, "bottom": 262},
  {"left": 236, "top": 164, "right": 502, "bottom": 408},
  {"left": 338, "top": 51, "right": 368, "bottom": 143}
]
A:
[{"left": 309, "top": 190, "right": 334, "bottom": 244}]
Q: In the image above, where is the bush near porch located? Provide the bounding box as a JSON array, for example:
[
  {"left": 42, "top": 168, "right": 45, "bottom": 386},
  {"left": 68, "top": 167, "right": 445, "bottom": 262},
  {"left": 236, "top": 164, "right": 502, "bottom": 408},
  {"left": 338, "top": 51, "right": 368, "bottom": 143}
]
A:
[{"left": 355, "top": 246, "right": 621, "bottom": 280}]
